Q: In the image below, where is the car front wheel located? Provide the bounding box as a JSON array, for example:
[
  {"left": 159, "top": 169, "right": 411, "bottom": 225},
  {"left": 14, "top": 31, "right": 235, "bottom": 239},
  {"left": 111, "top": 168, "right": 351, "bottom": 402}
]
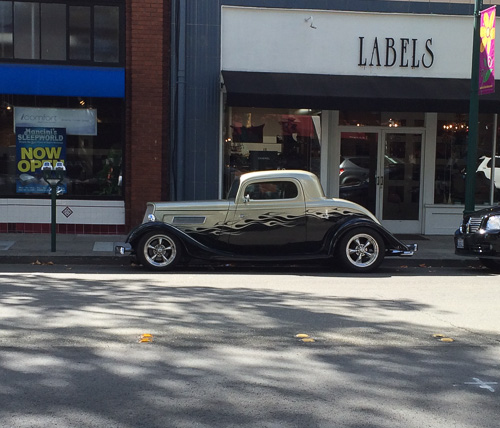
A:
[
  {"left": 337, "top": 228, "right": 385, "bottom": 273},
  {"left": 137, "top": 231, "right": 183, "bottom": 271},
  {"left": 479, "top": 258, "right": 500, "bottom": 273}
]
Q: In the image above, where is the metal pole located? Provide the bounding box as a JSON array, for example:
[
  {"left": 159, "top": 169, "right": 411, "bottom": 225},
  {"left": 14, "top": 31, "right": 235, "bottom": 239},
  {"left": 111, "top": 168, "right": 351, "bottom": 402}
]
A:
[
  {"left": 175, "top": 0, "right": 186, "bottom": 200},
  {"left": 490, "top": 114, "right": 498, "bottom": 205},
  {"left": 51, "top": 185, "right": 57, "bottom": 252},
  {"left": 465, "top": 0, "right": 483, "bottom": 215}
]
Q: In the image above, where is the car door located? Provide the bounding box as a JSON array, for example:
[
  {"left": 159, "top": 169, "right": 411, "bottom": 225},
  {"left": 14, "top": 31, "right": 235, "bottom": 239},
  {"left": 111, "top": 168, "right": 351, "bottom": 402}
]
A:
[{"left": 226, "top": 178, "right": 306, "bottom": 256}]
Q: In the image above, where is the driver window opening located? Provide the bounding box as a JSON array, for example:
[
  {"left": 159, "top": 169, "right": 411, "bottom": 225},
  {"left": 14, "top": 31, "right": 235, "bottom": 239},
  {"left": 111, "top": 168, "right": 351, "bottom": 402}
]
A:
[{"left": 244, "top": 181, "right": 298, "bottom": 200}]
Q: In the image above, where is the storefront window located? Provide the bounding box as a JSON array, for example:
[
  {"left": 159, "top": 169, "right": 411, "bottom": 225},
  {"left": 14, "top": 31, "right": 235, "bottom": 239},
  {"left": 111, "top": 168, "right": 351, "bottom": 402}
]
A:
[
  {"left": 69, "top": 6, "right": 91, "bottom": 61},
  {"left": 13, "top": 2, "right": 40, "bottom": 59},
  {"left": 339, "top": 111, "right": 424, "bottom": 127},
  {"left": 94, "top": 5, "right": 119, "bottom": 63},
  {"left": 223, "top": 107, "right": 321, "bottom": 195},
  {"left": 0, "top": 1, "right": 13, "bottom": 58},
  {"left": 0, "top": 1, "right": 122, "bottom": 64},
  {"left": 0, "top": 95, "right": 124, "bottom": 198},
  {"left": 434, "top": 113, "right": 497, "bottom": 205},
  {"left": 41, "top": 3, "right": 66, "bottom": 60}
]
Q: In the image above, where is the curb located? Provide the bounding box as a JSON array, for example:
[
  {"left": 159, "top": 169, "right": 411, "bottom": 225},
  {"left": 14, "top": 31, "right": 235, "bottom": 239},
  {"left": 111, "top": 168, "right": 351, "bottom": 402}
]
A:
[
  {"left": 382, "top": 258, "right": 482, "bottom": 268},
  {"left": 0, "top": 256, "right": 127, "bottom": 265},
  {"left": 0, "top": 256, "right": 482, "bottom": 269}
]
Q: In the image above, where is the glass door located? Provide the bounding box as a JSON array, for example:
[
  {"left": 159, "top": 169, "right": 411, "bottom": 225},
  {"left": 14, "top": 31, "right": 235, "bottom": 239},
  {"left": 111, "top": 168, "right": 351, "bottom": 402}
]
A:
[
  {"left": 339, "top": 130, "right": 423, "bottom": 233},
  {"left": 378, "top": 131, "right": 423, "bottom": 233},
  {"left": 339, "top": 132, "right": 378, "bottom": 214}
]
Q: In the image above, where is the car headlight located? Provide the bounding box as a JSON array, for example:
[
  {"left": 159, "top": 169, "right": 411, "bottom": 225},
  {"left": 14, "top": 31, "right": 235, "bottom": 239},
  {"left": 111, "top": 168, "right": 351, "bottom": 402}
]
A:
[
  {"left": 142, "top": 204, "right": 156, "bottom": 223},
  {"left": 485, "top": 215, "right": 500, "bottom": 231}
]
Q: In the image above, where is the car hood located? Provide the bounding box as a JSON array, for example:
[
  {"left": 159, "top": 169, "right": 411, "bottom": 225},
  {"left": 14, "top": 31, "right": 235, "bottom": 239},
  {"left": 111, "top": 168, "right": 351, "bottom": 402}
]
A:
[
  {"left": 467, "top": 205, "right": 500, "bottom": 217},
  {"left": 149, "top": 200, "right": 231, "bottom": 213}
]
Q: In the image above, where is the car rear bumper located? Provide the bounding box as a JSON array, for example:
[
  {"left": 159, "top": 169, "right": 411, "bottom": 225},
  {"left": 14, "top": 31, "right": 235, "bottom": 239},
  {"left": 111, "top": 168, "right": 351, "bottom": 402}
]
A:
[{"left": 387, "top": 243, "right": 418, "bottom": 257}]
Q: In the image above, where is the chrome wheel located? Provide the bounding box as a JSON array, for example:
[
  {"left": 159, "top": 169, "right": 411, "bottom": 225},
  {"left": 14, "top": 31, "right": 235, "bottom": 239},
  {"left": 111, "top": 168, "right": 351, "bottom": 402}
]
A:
[
  {"left": 337, "top": 228, "right": 385, "bottom": 272},
  {"left": 345, "top": 233, "right": 379, "bottom": 267},
  {"left": 138, "top": 232, "right": 182, "bottom": 270}
]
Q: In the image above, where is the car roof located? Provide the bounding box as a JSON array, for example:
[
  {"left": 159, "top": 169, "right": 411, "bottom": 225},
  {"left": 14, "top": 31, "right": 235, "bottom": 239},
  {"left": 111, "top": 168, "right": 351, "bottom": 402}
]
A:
[
  {"left": 240, "top": 169, "right": 317, "bottom": 181},
  {"left": 239, "top": 170, "right": 325, "bottom": 198}
]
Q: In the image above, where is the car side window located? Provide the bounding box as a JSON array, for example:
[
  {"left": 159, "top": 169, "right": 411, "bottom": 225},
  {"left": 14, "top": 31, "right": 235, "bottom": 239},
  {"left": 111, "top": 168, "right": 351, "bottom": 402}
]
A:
[{"left": 244, "top": 181, "right": 298, "bottom": 200}]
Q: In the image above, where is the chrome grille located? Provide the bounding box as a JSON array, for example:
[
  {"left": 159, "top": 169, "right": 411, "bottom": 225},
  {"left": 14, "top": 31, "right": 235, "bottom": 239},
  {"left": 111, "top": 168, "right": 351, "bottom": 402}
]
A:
[{"left": 466, "top": 216, "right": 483, "bottom": 233}]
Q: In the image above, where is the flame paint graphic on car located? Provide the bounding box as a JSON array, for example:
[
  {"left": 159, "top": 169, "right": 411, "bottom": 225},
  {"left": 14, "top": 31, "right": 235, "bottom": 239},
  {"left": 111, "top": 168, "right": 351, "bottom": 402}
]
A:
[{"left": 181, "top": 207, "right": 361, "bottom": 237}]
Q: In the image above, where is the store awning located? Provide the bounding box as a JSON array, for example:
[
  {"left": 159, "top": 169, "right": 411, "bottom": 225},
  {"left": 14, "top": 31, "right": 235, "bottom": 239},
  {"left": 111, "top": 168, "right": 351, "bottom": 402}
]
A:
[
  {"left": 221, "top": 70, "right": 500, "bottom": 112},
  {"left": 0, "top": 64, "right": 125, "bottom": 98}
]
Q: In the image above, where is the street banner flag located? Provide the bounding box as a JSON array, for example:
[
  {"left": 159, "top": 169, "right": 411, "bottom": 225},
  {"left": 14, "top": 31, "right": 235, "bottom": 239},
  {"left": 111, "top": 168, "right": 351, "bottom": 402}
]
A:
[{"left": 479, "top": 6, "right": 496, "bottom": 95}]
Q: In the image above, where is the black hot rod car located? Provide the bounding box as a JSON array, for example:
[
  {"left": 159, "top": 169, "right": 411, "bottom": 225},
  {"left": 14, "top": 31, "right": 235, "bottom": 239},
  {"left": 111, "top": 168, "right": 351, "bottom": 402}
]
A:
[{"left": 116, "top": 170, "right": 417, "bottom": 272}]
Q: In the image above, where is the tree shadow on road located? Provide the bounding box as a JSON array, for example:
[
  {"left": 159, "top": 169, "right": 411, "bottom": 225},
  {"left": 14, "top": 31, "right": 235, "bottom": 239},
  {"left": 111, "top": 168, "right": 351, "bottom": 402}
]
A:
[{"left": 0, "top": 271, "right": 498, "bottom": 427}]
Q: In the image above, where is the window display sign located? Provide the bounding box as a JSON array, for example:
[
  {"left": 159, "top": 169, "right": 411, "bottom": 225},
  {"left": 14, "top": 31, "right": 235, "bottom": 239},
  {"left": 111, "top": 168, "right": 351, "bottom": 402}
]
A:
[
  {"left": 14, "top": 107, "right": 97, "bottom": 136},
  {"left": 15, "top": 127, "right": 67, "bottom": 194}
]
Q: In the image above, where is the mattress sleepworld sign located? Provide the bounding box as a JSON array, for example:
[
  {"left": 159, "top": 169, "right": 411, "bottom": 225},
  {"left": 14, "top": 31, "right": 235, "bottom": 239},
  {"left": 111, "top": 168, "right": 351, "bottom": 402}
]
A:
[
  {"left": 221, "top": 7, "right": 497, "bottom": 80},
  {"left": 13, "top": 107, "right": 96, "bottom": 194},
  {"left": 15, "top": 127, "right": 67, "bottom": 194}
]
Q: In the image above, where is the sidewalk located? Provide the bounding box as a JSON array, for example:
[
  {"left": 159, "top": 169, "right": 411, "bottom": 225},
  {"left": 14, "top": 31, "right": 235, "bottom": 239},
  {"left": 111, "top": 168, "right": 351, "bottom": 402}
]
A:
[
  {"left": 0, "top": 233, "right": 127, "bottom": 265},
  {"left": 0, "top": 233, "right": 480, "bottom": 267}
]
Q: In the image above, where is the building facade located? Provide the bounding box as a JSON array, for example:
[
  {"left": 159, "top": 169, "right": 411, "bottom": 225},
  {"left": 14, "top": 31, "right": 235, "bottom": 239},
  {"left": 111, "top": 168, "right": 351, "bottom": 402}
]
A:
[
  {"left": 172, "top": 0, "right": 500, "bottom": 235},
  {"left": 2, "top": 0, "right": 500, "bottom": 236},
  {"left": 0, "top": 0, "right": 169, "bottom": 233}
]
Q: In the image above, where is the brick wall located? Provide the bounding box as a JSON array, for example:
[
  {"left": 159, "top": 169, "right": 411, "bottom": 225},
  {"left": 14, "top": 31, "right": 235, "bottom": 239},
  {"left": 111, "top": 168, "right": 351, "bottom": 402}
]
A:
[{"left": 125, "top": 0, "right": 170, "bottom": 228}]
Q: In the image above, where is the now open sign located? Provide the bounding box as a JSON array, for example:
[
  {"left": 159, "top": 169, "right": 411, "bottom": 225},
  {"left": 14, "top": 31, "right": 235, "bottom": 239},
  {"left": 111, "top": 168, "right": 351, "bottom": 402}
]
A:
[{"left": 15, "top": 127, "right": 66, "bottom": 194}]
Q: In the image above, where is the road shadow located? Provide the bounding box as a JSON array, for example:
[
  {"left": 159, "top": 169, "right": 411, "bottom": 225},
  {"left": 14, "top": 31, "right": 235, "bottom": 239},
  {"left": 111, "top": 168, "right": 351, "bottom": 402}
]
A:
[
  {"left": 0, "top": 271, "right": 498, "bottom": 427},
  {"left": 0, "top": 258, "right": 490, "bottom": 277}
]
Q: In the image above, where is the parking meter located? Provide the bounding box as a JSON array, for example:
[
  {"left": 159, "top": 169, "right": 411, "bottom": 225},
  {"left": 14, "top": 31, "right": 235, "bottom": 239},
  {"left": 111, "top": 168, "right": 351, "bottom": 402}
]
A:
[{"left": 41, "top": 161, "right": 66, "bottom": 252}]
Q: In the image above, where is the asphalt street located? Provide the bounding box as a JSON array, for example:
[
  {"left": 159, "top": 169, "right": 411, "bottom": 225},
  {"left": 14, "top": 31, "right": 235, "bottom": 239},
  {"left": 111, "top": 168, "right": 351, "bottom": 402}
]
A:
[{"left": 0, "top": 264, "right": 498, "bottom": 427}]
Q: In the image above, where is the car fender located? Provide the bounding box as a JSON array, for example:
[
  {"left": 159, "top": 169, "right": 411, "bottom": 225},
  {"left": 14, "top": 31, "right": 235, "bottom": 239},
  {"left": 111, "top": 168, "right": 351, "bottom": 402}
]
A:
[
  {"left": 127, "top": 221, "right": 185, "bottom": 248},
  {"left": 126, "top": 221, "right": 230, "bottom": 259},
  {"left": 327, "top": 217, "right": 408, "bottom": 255}
]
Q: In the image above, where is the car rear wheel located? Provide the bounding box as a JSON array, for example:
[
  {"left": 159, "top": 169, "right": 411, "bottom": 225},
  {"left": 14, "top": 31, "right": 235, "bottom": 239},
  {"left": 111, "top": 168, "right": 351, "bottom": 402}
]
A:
[
  {"left": 337, "top": 228, "right": 385, "bottom": 273},
  {"left": 137, "top": 231, "right": 183, "bottom": 271},
  {"left": 479, "top": 258, "right": 500, "bottom": 272}
]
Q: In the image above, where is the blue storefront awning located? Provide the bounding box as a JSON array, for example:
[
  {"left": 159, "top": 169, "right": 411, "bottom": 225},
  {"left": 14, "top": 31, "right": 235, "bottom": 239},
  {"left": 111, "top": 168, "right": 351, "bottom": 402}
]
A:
[{"left": 0, "top": 64, "right": 125, "bottom": 98}]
